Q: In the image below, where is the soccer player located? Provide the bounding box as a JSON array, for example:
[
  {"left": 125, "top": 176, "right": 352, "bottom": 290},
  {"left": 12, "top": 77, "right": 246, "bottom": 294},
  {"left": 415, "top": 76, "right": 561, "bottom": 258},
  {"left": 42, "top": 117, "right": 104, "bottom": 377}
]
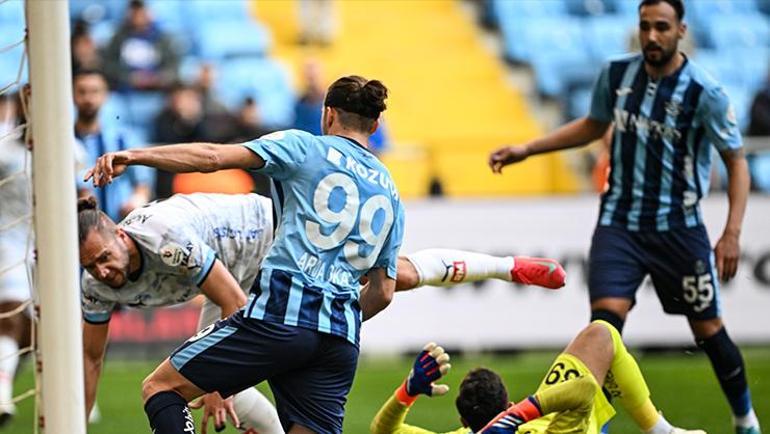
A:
[
  {"left": 84, "top": 75, "right": 564, "bottom": 434},
  {"left": 372, "top": 322, "right": 705, "bottom": 434},
  {"left": 78, "top": 193, "right": 563, "bottom": 433},
  {"left": 488, "top": 1, "right": 759, "bottom": 432}
]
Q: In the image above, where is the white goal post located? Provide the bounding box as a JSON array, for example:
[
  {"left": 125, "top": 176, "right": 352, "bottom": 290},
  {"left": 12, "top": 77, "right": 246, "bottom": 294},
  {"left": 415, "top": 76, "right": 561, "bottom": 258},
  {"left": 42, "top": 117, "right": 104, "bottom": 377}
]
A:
[{"left": 26, "top": 1, "right": 86, "bottom": 432}]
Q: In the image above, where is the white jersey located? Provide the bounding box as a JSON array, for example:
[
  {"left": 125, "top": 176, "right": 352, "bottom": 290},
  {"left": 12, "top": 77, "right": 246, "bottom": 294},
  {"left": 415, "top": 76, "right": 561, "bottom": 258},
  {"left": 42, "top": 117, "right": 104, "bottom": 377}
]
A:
[{"left": 81, "top": 193, "right": 274, "bottom": 324}]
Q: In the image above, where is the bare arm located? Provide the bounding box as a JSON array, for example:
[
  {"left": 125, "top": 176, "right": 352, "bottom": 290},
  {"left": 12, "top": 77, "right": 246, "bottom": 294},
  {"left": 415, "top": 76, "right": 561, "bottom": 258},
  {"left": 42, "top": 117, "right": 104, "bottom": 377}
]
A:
[
  {"left": 714, "top": 148, "right": 750, "bottom": 281},
  {"left": 199, "top": 259, "right": 249, "bottom": 319},
  {"left": 85, "top": 143, "right": 265, "bottom": 187},
  {"left": 83, "top": 322, "right": 109, "bottom": 419},
  {"left": 360, "top": 268, "right": 396, "bottom": 322},
  {"left": 489, "top": 117, "right": 611, "bottom": 172}
]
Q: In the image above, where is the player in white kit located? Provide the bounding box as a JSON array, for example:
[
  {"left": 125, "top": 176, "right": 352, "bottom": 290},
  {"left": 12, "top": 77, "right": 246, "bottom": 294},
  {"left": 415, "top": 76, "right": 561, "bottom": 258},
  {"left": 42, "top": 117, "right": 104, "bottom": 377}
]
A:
[{"left": 79, "top": 191, "right": 565, "bottom": 433}]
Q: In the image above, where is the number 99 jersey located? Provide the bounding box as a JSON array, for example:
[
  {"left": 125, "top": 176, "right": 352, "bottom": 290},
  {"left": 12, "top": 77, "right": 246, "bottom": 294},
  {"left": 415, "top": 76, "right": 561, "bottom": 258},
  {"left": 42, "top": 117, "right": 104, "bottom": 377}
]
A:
[{"left": 242, "top": 129, "right": 404, "bottom": 345}]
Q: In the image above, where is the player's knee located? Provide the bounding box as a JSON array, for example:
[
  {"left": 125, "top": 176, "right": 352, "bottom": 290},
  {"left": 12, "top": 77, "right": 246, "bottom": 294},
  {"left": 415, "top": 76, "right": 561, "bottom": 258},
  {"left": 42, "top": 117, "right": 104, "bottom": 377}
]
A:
[
  {"left": 141, "top": 373, "right": 169, "bottom": 402},
  {"left": 689, "top": 317, "right": 723, "bottom": 340}
]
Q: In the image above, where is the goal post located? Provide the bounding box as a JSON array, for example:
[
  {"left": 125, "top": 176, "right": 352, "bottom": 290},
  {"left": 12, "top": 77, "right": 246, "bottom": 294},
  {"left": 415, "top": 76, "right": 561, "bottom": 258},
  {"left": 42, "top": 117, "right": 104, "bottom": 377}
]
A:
[{"left": 26, "top": 1, "right": 86, "bottom": 432}]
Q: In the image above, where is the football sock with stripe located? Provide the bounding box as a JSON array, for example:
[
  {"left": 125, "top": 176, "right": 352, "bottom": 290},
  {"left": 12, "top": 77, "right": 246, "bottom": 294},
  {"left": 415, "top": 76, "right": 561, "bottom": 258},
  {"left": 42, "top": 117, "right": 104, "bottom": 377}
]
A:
[
  {"left": 405, "top": 249, "right": 513, "bottom": 286},
  {"left": 145, "top": 391, "right": 195, "bottom": 434}
]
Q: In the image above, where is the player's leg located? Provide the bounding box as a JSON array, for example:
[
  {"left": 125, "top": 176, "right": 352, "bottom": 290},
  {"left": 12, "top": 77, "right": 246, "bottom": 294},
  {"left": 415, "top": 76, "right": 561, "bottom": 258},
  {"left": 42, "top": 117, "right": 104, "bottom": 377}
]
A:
[
  {"left": 0, "top": 301, "right": 25, "bottom": 425},
  {"left": 587, "top": 226, "right": 647, "bottom": 333},
  {"left": 691, "top": 317, "right": 759, "bottom": 434},
  {"left": 398, "top": 249, "right": 565, "bottom": 291},
  {"left": 196, "top": 299, "right": 283, "bottom": 433},
  {"left": 142, "top": 359, "right": 207, "bottom": 434},
  {"left": 268, "top": 332, "right": 359, "bottom": 434},
  {"left": 649, "top": 226, "right": 759, "bottom": 433}
]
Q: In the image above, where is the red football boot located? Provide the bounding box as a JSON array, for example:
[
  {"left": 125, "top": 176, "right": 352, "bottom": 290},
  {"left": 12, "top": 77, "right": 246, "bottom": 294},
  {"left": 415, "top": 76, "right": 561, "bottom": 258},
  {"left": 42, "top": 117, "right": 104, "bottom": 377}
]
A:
[{"left": 511, "top": 257, "right": 566, "bottom": 289}]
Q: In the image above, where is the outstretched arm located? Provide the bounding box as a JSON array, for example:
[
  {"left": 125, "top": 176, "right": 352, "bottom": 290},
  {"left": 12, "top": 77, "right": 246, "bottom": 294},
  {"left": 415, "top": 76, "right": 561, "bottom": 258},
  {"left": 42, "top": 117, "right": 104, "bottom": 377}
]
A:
[
  {"left": 84, "top": 143, "right": 264, "bottom": 187},
  {"left": 83, "top": 322, "right": 110, "bottom": 420},
  {"left": 489, "top": 117, "right": 611, "bottom": 173},
  {"left": 199, "top": 259, "right": 248, "bottom": 319}
]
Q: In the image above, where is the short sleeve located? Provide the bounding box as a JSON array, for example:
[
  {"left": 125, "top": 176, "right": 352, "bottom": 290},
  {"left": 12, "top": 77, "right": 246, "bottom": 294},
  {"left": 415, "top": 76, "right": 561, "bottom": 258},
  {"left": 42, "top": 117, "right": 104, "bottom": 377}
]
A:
[
  {"left": 700, "top": 86, "right": 743, "bottom": 152},
  {"left": 373, "top": 203, "right": 405, "bottom": 280},
  {"left": 81, "top": 275, "right": 115, "bottom": 324},
  {"left": 588, "top": 64, "right": 613, "bottom": 123},
  {"left": 242, "top": 130, "right": 310, "bottom": 180}
]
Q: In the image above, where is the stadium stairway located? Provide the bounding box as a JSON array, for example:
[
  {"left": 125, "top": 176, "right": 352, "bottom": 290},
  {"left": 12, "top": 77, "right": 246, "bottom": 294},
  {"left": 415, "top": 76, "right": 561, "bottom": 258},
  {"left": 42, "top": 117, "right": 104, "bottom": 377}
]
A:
[{"left": 252, "top": 0, "right": 582, "bottom": 197}]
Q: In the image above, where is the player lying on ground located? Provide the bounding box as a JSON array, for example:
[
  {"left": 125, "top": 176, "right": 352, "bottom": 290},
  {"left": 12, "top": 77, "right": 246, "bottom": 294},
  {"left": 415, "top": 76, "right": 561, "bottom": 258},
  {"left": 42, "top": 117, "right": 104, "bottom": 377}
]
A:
[
  {"left": 78, "top": 194, "right": 565, "bottom": 433},
  {"left": 372, "top": 322, "right": 705, "bottom": 434}
]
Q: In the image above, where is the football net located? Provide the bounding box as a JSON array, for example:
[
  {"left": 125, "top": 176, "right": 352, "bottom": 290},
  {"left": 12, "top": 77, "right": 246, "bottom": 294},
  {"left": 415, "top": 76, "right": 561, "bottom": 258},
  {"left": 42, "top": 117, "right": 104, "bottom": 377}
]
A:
[
  {"left": 0, "top": 0, "right": 39, "bottom": 432},
  {"left": 1, "top": 0, "right": 86, "bottom": 432}
]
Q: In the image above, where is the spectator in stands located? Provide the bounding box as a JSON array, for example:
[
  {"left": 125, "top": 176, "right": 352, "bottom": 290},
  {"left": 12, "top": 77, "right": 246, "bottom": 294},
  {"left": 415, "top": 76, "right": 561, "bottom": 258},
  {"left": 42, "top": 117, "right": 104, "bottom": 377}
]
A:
[
  {"left": 748, "top": 74, "right": 770, "bottom": 136},
  {"left": 298, "top": 0, "right": 336, "bottom": 45},
  {"left": 71, "top": 21, "right": 102, "bottom": 72},
  {"left": 231, "top": 97, "right": 271, "bottom": 143},
  {"left": 74, "top": 69, "right": 153, "bottom": 220},
  {"left": 103, "top": 0, "right": 179, "bottom": 92},
  {"left": 293, "top": 59, "right": 326, "bottom": 135},
  {"left": 152, "top": 84, "right": 211, "bottom": 199}
]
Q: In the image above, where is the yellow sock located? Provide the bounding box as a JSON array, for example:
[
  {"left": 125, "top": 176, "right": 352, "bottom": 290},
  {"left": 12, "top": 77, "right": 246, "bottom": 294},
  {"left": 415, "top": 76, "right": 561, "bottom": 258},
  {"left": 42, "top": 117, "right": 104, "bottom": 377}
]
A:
[{"left": 592, "top": 320, "right": 660, "bottom": 431}]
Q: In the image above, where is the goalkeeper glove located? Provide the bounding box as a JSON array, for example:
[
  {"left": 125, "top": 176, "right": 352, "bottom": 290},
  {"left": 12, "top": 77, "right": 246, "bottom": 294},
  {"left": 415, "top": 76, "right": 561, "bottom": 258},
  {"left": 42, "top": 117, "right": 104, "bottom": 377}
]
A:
[
  {"left": 395, "top": 342, "right": 451, "bottom": 406},
  {"left": 478, "top": 397, "right": 542, "bottom": 433}
]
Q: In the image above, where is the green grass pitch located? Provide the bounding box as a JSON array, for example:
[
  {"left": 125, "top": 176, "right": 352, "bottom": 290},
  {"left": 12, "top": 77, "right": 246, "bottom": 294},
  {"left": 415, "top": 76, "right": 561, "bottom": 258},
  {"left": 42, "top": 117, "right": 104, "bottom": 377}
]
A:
[{"left": 5, "top": 348, "right": 770, "bottom": 433}]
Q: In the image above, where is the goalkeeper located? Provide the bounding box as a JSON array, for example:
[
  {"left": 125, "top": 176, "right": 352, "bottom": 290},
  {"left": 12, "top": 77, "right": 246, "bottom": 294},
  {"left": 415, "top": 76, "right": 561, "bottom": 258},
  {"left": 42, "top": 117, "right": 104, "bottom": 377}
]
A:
[{"left": 372, "top": 321, "right": 705, "bottom": 434}]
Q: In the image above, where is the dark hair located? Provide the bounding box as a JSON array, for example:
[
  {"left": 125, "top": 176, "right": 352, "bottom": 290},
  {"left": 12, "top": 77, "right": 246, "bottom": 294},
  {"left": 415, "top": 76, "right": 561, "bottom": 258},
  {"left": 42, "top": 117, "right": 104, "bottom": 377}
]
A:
[
  {"left": 455, "top": 368, "right": 509, "bottom": 432},
  {"left": 77, "top": 196, "right": 114, "bottom": 244},
  {"left": 324, "top": 75, "right": 387, "bottom": 132},
  {"left": 638, "top": 0, "right": 684, "bottom": 21},
  {"left": 129, "top": 0, "right": 145, "bottom": 10},
  {"left": 73, "top": 68, "right": 107, "bottom": 82}
]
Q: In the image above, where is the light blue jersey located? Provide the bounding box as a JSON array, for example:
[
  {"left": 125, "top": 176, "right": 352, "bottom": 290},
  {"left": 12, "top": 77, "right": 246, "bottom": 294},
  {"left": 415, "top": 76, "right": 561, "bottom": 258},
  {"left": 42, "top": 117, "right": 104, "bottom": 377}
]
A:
[{"left": 242, "top": 129, "right": 404, "bottom": 345}]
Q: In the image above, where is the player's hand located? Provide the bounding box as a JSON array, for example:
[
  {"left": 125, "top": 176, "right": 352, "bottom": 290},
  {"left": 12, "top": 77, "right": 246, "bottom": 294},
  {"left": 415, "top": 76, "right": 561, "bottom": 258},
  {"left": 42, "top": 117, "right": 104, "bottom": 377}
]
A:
[
  {"left": 477, "top": 405, "right": 528, "bottom": 433},
  {"left": 714, "top": 231, "right": 740, "bottom": 282},
  {"left": 488, "top": 145, "right": 530, "bottom": 174},
  {"left": 84, "top": 151, "right": 130, "bottom": 187},
  {"left": 405, "top": 342, "right": 451, "bottom": 397},
  {"left": 190, "top": 392, "right": 239, "bottom": 434}
]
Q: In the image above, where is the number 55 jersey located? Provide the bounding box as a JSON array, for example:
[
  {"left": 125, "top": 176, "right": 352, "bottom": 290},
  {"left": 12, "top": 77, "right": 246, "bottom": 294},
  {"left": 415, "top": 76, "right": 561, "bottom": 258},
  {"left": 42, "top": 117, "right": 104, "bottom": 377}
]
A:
[{"left": 242, "top": 129, "right": 405, "bottom": 345}]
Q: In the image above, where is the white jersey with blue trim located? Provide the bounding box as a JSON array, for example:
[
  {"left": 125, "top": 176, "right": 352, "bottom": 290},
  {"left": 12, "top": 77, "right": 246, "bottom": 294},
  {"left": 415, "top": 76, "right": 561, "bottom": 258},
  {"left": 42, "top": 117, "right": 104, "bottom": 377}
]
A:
[
  {"left": 242, "top": 129, "right": 405, "bottom": 345},
  {"left": 81, "top": 193, "right": 273, "bottom": 324}
]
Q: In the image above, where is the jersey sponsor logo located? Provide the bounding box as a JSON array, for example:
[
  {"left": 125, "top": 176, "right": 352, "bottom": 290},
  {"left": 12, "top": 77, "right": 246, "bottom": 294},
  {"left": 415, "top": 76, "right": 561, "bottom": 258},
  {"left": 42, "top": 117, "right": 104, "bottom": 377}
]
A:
[
  {"left": 449, "top": 261, "right": 467, "bottom": 283},
  {"left": 665, "top": 100, "right": 682, "bottom": 118},
  {"left": 159, "top": 242, "right": 190, "bottom": 267},
  {"left": 211, "top": 226, "right": 263, "bottom": 241},
  {"left": 613, "top": 108, "right": 682, "bottom": 143},
  {"left": 121, "top": 213, "right": 151, "bottom": 226},
  {"left": 615, "top": 86, "right": 633, "bottom": 96},
  {"left": 183, "top": 406, "right": 195, "bottom": 433}
]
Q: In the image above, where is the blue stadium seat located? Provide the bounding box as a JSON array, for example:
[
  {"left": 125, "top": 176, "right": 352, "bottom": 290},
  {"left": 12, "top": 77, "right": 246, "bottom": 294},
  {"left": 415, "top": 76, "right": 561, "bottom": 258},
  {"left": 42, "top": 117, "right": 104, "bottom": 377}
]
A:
[
  {"left": 563, "top": 0, "right": 617, "bottom": 16},
  {"left": 0, "top": 0, "right": 23, "bottom": 26},
  {"left": 100, "top": 92, "right": 130, "bottom": 126},
  {"left": 495, "top": 0, "right": 569, "bottom": 62},
  {"left": 120, "top": 91, "right": 165, "bottom": 132},
  {"left": 195, "top": 20, "right": 271, "bottom": 60},
  {"left": 694, "top": 50, "right": 744, "bottom": 88},
  {"left": 709, "top": 15, "right": 770, "bottom": 51},
  {"left": 185, "top": 0, "right": 251, "bottom": 24},
  {"left": 688, "top": 0, "right": 758, "bottom": 24},
  {"left": 731, "top": 47, "right": 770, "bottom": 92},
  {"left": 564, "top": 84, "right": 594, "bottom": 120},
  {"left": 215, "top": 58, "right": 295, "bottom": 128},
  {"left": 721, "top": 84, "right": 753, "bottom": 131},
  {"left": 89, "top": 20, "right": 117, "bottom": 48},
  {"left": 584, "top": 16, "right": 635, "bottom": 62},
  {"left": 750, "top": 153, "right": 770, "bottom": 191}
]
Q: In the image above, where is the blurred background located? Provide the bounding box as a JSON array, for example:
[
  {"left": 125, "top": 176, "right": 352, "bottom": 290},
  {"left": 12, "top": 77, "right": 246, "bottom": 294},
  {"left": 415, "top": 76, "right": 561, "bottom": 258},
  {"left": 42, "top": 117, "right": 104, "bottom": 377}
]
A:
[{"left": 1, "top": 0, "right": 769, "bottom": 432}]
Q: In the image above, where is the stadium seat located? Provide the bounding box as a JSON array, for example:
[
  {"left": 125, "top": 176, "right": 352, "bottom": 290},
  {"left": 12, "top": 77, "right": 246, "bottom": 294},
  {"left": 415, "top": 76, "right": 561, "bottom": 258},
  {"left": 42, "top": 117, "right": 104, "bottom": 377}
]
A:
[
  {"left": 215, "top": 58, "right": 294, "bottom": 128},
  {"left": 708, "top": 15, "right": 770, "bottom": 51},
  {"left": 0, "top": 0, "right": 23, "bottom": 25},
  {"left": 721, "top": 84, "right": 753, "bottom": 131},
  {"left": 495, "top": 0, "right": 569, "bottom": 62},
  {"left": 688, "top": 0, "right": 759, "bottom": 24},
  {"left": 750, "top": 153, "right": 770, "bottom": 191},
  {"left": 731, "top": 47, "right": 770, "bottom": 91},
  {"left": 121, "top": 91, "right": 165, "bottom": 133},
  {"left": 583, "top": 16, "right": 635, "bottom": 62},
  {"left": 563, "top": 0, "right": 617, "bottom": 16},
  {"left": 564, "top": 84, "right": 594, "bottom": 121},
  {"left": 195, "top": 20, "right": 271, "bottom": 60},
  {"left": 185, "top": 0, "right": 251, "bottom": 24},
  {"left": 694, "top": 50, "right": 744, "bottom": 88}
]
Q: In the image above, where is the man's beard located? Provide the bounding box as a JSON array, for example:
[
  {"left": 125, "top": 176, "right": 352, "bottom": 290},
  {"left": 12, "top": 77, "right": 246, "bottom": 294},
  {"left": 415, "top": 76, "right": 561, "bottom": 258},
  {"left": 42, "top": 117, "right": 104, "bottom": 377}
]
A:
[
  {"left": 643, "top": 44, "right": 676, "bottom": 67},
  {"left": 77, "top": 107, "right": 98, "bottom": 123}
]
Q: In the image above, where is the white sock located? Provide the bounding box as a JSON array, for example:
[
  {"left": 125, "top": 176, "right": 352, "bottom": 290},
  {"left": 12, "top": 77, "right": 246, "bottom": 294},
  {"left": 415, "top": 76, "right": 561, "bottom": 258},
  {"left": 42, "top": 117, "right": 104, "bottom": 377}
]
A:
[
  {"left": 233, "top": 388, "right": 284, "bottom": 434},
  {"left": 405, "top": 249, "right": 514, "bottom": 287},
  {"left": 645, "top": 413, "right": 673, "bottom": 434},
  {"left": 0, "top": 336, "right": 19, "bottom": 410},
  {"left": 735, "top": 408, "right": 760, "bottom": 429}
]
